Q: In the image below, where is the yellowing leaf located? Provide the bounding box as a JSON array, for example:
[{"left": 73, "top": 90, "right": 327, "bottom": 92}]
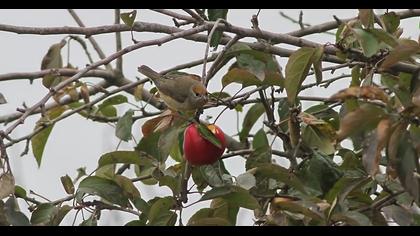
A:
[
  {"left": 40, "top": 40, "right": 66, "bottom": 88},
  {"left": 120, "top": 10, "right": 137, "bottom": 27}
]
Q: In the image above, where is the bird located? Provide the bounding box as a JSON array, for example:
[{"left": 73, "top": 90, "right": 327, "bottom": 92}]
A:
[{"left": 138, "top": 65, "right": 208, "bottom": 113}]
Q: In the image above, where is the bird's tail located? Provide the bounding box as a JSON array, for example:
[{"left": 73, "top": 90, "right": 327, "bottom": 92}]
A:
[{"left": 138, "top": 65, "right": 162, "bottom": 82}]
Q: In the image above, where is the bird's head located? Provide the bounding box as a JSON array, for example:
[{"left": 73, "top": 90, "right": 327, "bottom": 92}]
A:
[{"left": 189, "top": 84, "right": 208, "bottom": 109}]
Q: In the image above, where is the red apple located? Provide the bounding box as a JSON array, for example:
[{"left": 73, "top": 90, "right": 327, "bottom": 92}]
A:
[{"left": 183, "top": 123, "right": 226, "bottom": 166}]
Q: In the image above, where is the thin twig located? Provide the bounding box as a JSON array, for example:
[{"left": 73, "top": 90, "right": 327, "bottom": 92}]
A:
[
  {"left": 114, "top": 9, "right": 123, "bottom": 74},
  {"left": 151, "top": 9, "right": 195, "bottom": 22},
  {"left": 67, "top": 9, "right": 112, "bottom": 71},
  {"left": 202, "top": 18, "right": 225, "bottom": 84},
  {"left": 205, "top": 35, "right": 242, "bottom": 86},
  {"left": 182, "top": 9, "right": 205, "bottom": 24}
]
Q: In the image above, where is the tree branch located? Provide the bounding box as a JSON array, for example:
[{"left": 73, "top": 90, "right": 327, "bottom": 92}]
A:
[{"left": 287, "top": 9, "right": 420, "bottom": 37}]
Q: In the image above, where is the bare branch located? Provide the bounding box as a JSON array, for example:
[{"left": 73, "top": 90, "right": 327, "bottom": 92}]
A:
[
  {"left": 114, "top": 9, "right": 123, "bottom": 74},
  {"left": 2, "top": 24, "right": 208, "bottom": 136},
  {"left": 151, "top": 9, "right": 195, "bottom": 22}
]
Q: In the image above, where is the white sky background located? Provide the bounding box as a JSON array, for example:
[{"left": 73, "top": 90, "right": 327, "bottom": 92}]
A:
[{"left": 0, "top": 9, "right": 419, "bottom": 226}]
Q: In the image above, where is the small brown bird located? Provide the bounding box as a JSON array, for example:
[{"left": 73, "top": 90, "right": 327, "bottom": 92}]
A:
[{"left": 138, "top": 65, "right": 208, "bottom": 113}]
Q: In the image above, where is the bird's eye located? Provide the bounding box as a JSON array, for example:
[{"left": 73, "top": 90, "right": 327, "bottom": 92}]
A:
[{"left": 195, "top": 93, "right": 200, "bottom": 97}]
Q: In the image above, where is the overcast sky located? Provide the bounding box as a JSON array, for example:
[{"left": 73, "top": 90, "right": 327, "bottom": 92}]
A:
[{"left": 0, "top": 9, "right": 418, "bottom": 226}]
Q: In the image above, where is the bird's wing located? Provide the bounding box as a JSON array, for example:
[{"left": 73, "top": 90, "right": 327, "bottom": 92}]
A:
[{"left": 156, "top": 76, "right": 190, "bottom": 104}]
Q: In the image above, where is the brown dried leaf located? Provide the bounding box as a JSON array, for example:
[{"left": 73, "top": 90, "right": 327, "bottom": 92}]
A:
[
  {"left": 358, "top": 9, "right": 374, "bottom": 29},
  {"left": 329, "top": 86, "right": 389, "bottom": 103},
  {"left": 362, "top": 118, "right": 392, "bottom": 176},
  {"left": 336, "top": 104, "right": 386, "bottom": 142},
  {"left": 141, "top": 110, "right": 174, "bottom": 137},
  {"left": 380, "top": 39, "right": 420, "bottom": 70}
]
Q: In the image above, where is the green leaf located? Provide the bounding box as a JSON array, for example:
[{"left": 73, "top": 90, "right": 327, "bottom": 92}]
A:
[
  {"left": 120, "top": 10, "right": 137, "bottom": 27},
  {"left": 352, "top": 28, "right": 380, "bottom": 57},
  {"left": 51, "top": 205, "right": 72, "bottom": 226},
  {"left": 115, "top": 109, "right": 134, "bottom": 141},
  {"left": 312, "top": 46, "right": 324, "bottom": 84},
  {"left": 200, "top": 164, "right": 224, "bottom": 187},
  {"left": 14, "top": 186, "right": 26, "bottom": 199},
  {"left": 148, "top": 196, "right": 176, "bottom": 226},
  {"left": 367, "top": 28, "right": 398, "bottom": 47},
  {"left": 239, "top": 103, "right": 265, "bottom": 142},
  {"left": 158, "top": 175, "right": 180, "bottom": 196},
  {"left": 246, "top": 129, "right": 271, "bottom": 170},
  {"left": 211, "top": 198, "right": 239, "bottom": 225},
  {"left": 60, "top": 175, "right": 74, "bottom": 195},
  {"left": 158, "top": 126, "right": 181, "bottom": 163},
  {"left": 277, "top": 98, "right": 290, "bottom": 132},
  {"left": 136, "top": 131, "right": 161, "bottom": 161},
  {"left": 197, "top": 123, "right": 222, "bottom": 149},
  {"left": 207, "top": 9, "right": 228, "bottom": 48},
  {"left": 30, "top": 203, "right": 58, "bottom": 226},
  {"left": 0, "top": 93, "right": 6, "bottom": 105},
  {"left": 98, "top": 95, "right": 128, "bottom": 110},
  {"left": 388, "top": 128, "right": 420, "bottom": 204},
  {"left": 192, "top": 167, "right": 208, "bottom": 192},
  {"left": 255, "top": 163, "right": 306, "bottom": 193},
  {"left": 96, "top": 95, "right": 128, "bottom": 117},
  {"left": 187, "top": 208, "right": 214, "bottom": 225},
  {"left": 31, "top": 106, "right": 66, "bottom": 167},
  {"left": 301, "top": 125, "right": 336, "bottom": 155},
  {"left": 381, "top": 73, "right": 411, "bottom": 107},
  {"left": 285, "top": 47, "right": 316, "bottom": 105},
  {"left": 222, "top": 67, "right": 262, "bottom": 88},
  {"left": 77, "top": 176, "right": 129, "bottom": 207},
  {"left": 222, "top": 49, "right": 284, "bottom": 88},
  {"left": 297, "top": 152, "right": 343, "bottom": 196},
  {"left": 0, "top": 173, "right": 15, "bottom": 200},
  {"left": 98, "top": 151, "right": 153, "bottom": 168},
  {"left": 381, "top": 12, "right": 400, "bottom": 34},
  {"left": 200, "top": 186, "right": 233, "bottom": 202},
  {"left": 4, "top": 197, "right": 30, "bottom": 226},
  {"left": 40, "top": 40, "right": 66, "bottom": 88},
  {"left": 200, "top": 186, "right": 260, "bottom": 210}
]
